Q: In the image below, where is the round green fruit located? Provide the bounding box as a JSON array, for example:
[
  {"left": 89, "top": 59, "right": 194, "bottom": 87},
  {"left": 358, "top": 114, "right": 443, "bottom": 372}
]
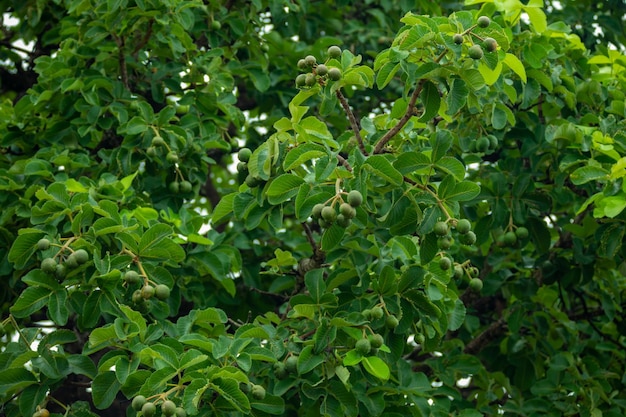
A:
[
  {"left": 55, "top": 264, "right": 67, "bottom": 279},
  {"left": 327, "top": 45, "right": 342, "bottom": 58},
  {"left": 245, "top": 175, "right": 261, "bottom": 188},
  {"left": 477, "top": 16, "right": 491, "bottom": 28},
  {"left": 454, "top": 265, "right": 464, "bottom": 280},
  {"left": 305, "top": 73, "right": 317, "bottom": 87},
  {"left": 162, "top": 400, "right": 177, "bottom": 417},
  {"left": 285, "top": 355, "right": 298, "bottom": 373},
  {"left": 468, "top": 44, "right": 484, "bottom": 60},
  {"left": 460, "top": 231, "right": 477, "bottom": 245},
  {"left": 318, "top": 218, "right": 330, "bottom": 228},
  {"left": 484, "top": 37, "right": 498, "bottom": 52},
  {"left": 41, "top": 258, "right": 57, "bottom": 274},
  {"left": 355, "top": 338, "right": 372, "bottom": 355},
  {"left": 166, "top": 151, "right": 179, "bottom": 164},
  {"left": 453, "top": 33, "right": 464, "bottom": 45},
  {"left": 297, "top": 59, "right": 307, "bottom": 70},
  {"left": 328, "top": 67, "right": 342, "bottom": 81},
  {"left": 142, "top": 402, "right": 156, "bottom": 417},
  {"left": 469, "top": 277, "right": 483, "bottom": 292},
  {"left": 336, "top": 213, "right": 351, "bottom": 228},
  {"left": 469, "top": 266, "right": 479, "bottom": 277},
  {"left": 439, "top": 257, "right": 452, "bottom": 270},
  {"left": 304, "top": 55, "right": 317, "bottom": 67},
  {"left": 141, "top": 285, "right": 155, "bottom": 300},
  {"left": 124, "top": 270, "right": 140, "bottom": 284},
  {"left": 370, "top": 306, "right": 384, "bottom": 320},
  {"left": 311, "top": 203, "right": 325, "bottom": 219},
  {"left": 238, "top": 147, "right": 252, "bottom": 162},
  {"left": 175, "top": 407, "right": 187, "bottom": 417},
  {"left": 503, "top": 231, "right": 517, "bottom": 246},
  {"left": 347, "top": 190, "right": 363, "bottom": 207},
  {"left": 456, "top": 219, "right": 471, "bottom": 234},
  {"left": 237, "top": 161, "right": 248, "bottom": 173},
  {"left": 273, "top": 362, "right": 288, "bottom": 379},
  {"left": 385, "top": 315, "right": 400, "bottom": 329},
  {"left": 132, "top": 289, "right": 143, "bottom": 303},
  {"left": 515, "top": 226, "right": 529, "bottom": 239},
  {"left": 180, "top": 180, "right": 193, "bottom": 193},
  {"left": 438, "top": 236, "right": 452, "bottom": 250},
  {"left": 152, "top": 136, "right": 166, "bottom": 147},
  {"left": 487, "top": 134, "right": 499, "bottom": 149},
  {"left": 73, "top": 249, "right": 89, "bottom": 264},
  {"left": 147, "top": 146, "right": 157, "bottom": 157},
  {"left": 211, "top": 20, "right": 221, "bottom": 30},
  {"left": 37, "top": 238, "right": 50, "bottom": 251},
  {"left": 321, "top": 206, "right": 337, "bottom": 223},
  {"left": 340, "top": 202, "right": 356, "bottom": 219},
  {"left": 434, "top": 221, "right": 449, "bottom": 236},
  {"left": 368, "top": 333, "right": 384, "bottom": 349},
  {"left": 38, "top": 410, "right": 50, "bottom": 417},
  {"left": 316, "top": 64, "right": 328, "bottom": 76},
  {"left": 362, "top": 308, "right": 372, "bottom": 319},
  {"left": 169, "top": 181, "right": 180, "bottom": 193},
  {"left": 155, "top": 284, "right": 171, "bottom": 300},
  {"left": 251, "top": 384, "right": 266, "bottom": 400},
  {"left": 476, "top": 136, "right": 490, "bottom": 152},
  {"left": 295, "top": 73, "right": 307, "bottom": 87}
]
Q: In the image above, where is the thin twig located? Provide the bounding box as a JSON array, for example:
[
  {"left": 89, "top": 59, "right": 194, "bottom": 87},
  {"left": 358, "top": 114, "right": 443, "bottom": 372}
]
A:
[
  {"left": 336, "top": 89, "right": 367, "bottom": 155},
  {"left": 464, "top": 318, "right": 507, "bottom": 354},
  {"left": 113, "top": 34, "right": 129, "bottom": 90},
  {"left": 336, "top": 154, "right": 353, "bottom": 172},
  {"left": 302, "top": 222, "right": 320, "bottom": 256},
  {"left": 373, "top": 79, "right": 425, "bottom": 154}
]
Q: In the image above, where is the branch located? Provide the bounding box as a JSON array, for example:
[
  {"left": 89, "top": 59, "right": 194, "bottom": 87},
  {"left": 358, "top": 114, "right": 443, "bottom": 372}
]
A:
[
  {"left": 373, "top": 79, "right": 425, "bottom": 154},
  {"left": 336, "top": 153, "right": 353, "bottom": 172},
  {"left": 464, "top": 318, "right": 507, "bottom": 355},
  {"left": 113, "top": 35, "right": 129, "bottom": 90},
  {"left": 336, "top": 89, "right": 367, "bottom": 155}
]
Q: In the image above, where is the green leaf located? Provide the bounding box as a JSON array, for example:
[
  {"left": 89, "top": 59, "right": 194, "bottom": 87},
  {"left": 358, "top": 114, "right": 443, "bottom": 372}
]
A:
[
  {"left": 211, "top": 192, "right": 236, "bottom": 224},
  {"left": 8, "top": 231, "right": 45, "bottom": 269},
  {"left": 48, "top": 289, "right": 69, "bottom": 325},
  {"left": 92, "top": 371, "right": 122, "bottom": 409},
  {"left": 448, "top": 299, "right": 466, "bottom": 331},
  {"left": 10, "top": 286, "right": 50, "bottom": 318},
  {"left": 0, "top": 368, "right": 37, "bottom": 396},
  {"left": 446, "top": 78, "right": 469, "bottom": 115},
  {"left": 364, "top": 155, "right": 404, "bottom": 186},
  {"left": 250, "top": 394, "right": 285, "bottom": 415},
  {"left": 297, "top": 345, "right": 325, "bottom": 374},
  {"left": 321, "top": 224, "right": 345, "bottom": 251},
  {"left": 376, "top": 62, "right": 401, "bottom": 89},
  {"left": 570, "top": 165, "right": 609, "bottom": 185},
  {"left": 434, "top": 156, "right": 466, "bottom": 181},
  {"left": 266, "top": 174, "right": 305, "bottom": 204},
  {"left": 503, "top": 53, "right": 527, "bottom": 83},
  {"left": 362, "top": 356, "right": 390, "bottom": 381},
  {"left": 283, "top": 143, "right": 326, "bottom": 171},
  {"left": 419, "top": 81, "right": 440, "bottom": 122},
  {"left": 444, "top": 181, "right": 481, "bottom": 202},
  {"left": 211, "top": 377, "right": 251, "bottom": 412}
]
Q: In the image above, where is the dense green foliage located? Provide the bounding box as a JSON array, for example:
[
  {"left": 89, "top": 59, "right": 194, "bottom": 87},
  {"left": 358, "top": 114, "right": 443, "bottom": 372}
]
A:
[{"left": 1, "top": 1, "right": 626, "bottom": 416}]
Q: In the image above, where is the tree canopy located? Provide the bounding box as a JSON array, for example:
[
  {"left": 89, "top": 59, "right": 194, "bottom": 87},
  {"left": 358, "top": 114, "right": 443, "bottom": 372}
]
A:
[{"left": 1, "top": 1, "right": 626, "bottom": 417}]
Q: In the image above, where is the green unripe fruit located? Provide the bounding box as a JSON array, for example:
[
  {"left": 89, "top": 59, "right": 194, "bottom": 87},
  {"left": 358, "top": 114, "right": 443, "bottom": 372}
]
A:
[
  {"left": 355, "top": 338, "right": 372, "bottom": 355},
  {"left": 368, "top": 333, "right": 384, "bottom": 349},
  {"left": 132, "top": 289, "right": 143, "bottom": 303},
  {"left": 211, "top": 20, "right": 221, "bottom": 30},
  {"left": 454, "top": 265, "right": 464, "bottom": 279},
  {"left": 41, "top": 258, "right": 57, "bottom": 274},
  {"left": 285, "top": 355, "right": 298, "bottom": 373},
  {"left": 238, "top": 147, "right": 252, "bottom": 162},
  {"left": 73, "top": 249, "right": 89, "bottom": 264},
  {"left": 439, "top": 257, "right": 452, "bottom": 270},
  {"left": 311, "top": 203, "right": 325, "bottom": 219},
  {"left": 237, "top": 161, "right": 248, "bottom": 173},
  {"left": 155, "top": 284, "right": 171, "bottom": 300},
  {"left": 321, "top": 206, "right": 337, "bottom": 223},
  {"left": 37, "top": 238, "right": 50, "bottom": 251},
  {"left": 152, "top": 136, "right": 166, "bottom": 147},
  {"left": 273, "top": 361, "right": 288, "bottom": 379},
  {"left": 469, "top": 277, "right": 483, "bottom": 292},
  {"left": 347, "top": 190, "right": 363, "bottom": 207},
  {"left": 251, "top": 384, "right": 266, "bottom": 400},
  {"left": 477, "top": 16, "right": 491, "bottom": 28},
  {"left": 438, "top": 236, "right": 452, "bottom": 250},
  {"left": 487, "top": 134, "right": 499, "bottom": 149},
  {"left": 316, "top": 64, "right": 328, "bottom": 76},
  {"left": 166, "top": 151, "right": 179, "bottom": 163},
  {"left": 180, "top": 180, "right": 193, "bottom": 193},
  {"left": 175, "top": 407, "right": 187, "bottom": 417},
  {"left": 142, "top": 402, "right": 156, "bottom": 417},
  {"left": 304, "top": 55, "right": 317, "bottom": 67},
  {"left": 434, "top": 221, "right": 449, "bottom": 236},
  {"left": 456, "top": 219, "right": 471, "bottom": 234},
  {"left": 515, "top": 226, "right": 529, "bottom": 239},
  {"left": 295, "top": 73, "right": 307, "bottom": 87},
  {"left": 124, "top": 270, "right": 140, "bottom": 284},
  {"left": 318, "top": 218, "right": 330, "bottom": 228},
  {"left": 162, "top": 400, "right": 177, "bottom": 416},
  {"left": 245, "top": 175, "right": 261, "bottom": 188},
  {"left": 476, "top": 136, "right": 490, "bottom": 152},
  {"left": 385, "top": 315, "right": 399, "bottom": 329},
  {"left": 305, "top": 73, "right": 317, "bottom": 87},
  {"left": 469, "top": 266, "right": 479, "bottom": 277},
  {"left": 297, "top": 59, "right": 307, "bottom": 70},
  {"left": 327, "top": 45, "right": 342, "bottom": 58},
  {"left": 38, "top": 410, "right": 50, "bottom": 417},
  {"left": 336, "top": 213, "right": 351, "bottom": 228},
  {"left": 340, "top": 202, "right": 356, "bottom": 219},
  {"left": 370, "top": 306, "right": 384, "bottom": 320},
  {"left": 169, "top": 181, "right": 180, "bottom": 193},
  {"left": 240, "top": 383, "right": 251, "bottom": 393},
  {"left": 453, "top": 34, "right": 464, "bottom": 45},
  {"left": 460, "top": 231, "right": 477, "bottom": 245},
  {"left": 362, "top": 308, "right": 372, "bottom": 319},
  {"left": 468, "top": 44, "right": 484, "bottom": 60},
  {"left": 328, "top": 67, "right": 342, "bottom": 81},
  {"left": 484, "top": 37, "right": 498, "bottom": 52},
  {"left": 55, "top": 264, "right": 67, "bottom": 279},
  {"left": 147, "top": 146, "right": 157, "bottom": 157},
  {"left": 503, "top": 231, "right": 517, "bottom": 246},
  {"left": 141, "top": 285, "right": 155, "bottom": 299}
]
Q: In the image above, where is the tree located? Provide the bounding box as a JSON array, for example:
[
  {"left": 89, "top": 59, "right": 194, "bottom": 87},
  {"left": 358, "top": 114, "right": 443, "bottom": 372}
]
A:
[{"left": 1, "top": 0, "right": 626, "bottom": 416}]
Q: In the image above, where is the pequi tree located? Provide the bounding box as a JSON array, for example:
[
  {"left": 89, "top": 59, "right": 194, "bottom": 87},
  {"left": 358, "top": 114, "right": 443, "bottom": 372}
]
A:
[{"left": 1, "top": 0, "right": 626, "bottom": 416}]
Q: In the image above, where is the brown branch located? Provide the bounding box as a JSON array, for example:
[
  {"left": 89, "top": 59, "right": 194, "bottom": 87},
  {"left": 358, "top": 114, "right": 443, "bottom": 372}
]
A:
[
  {"left": 464, "top": 318, "right": 507, "bottom": 355},
  {"left": 373, "top": 78, "right": 426, "bottom": 154},
  {"left": 113, "top": 35, "right": 129, "bottom": 90},
  {"left": 336, "top": 154, "right": 353, "bottom": 172},
  {"left": 132, "top": 19, "right": 154, "bottom": 56},
  {"left": 336, "top": 89, "right": 367, "bottom": 155}
]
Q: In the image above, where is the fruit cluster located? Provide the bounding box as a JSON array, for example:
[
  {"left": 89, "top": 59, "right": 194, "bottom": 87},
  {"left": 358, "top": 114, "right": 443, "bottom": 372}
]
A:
[
  {"left": 294, "top": 45, "right": 343, "bottom": 88},
  {"left": 496, "top": 226, "right": 528, "bottom": 248},
  {"left": 452, "top": 16, "right": 498, "bottom": 61},
  {"left": 147, "top": 135, "right": 193, "bottom": 194},
  {"left": 468, "top": 134, "right": 499, "bottom": 154},
  {"left": 311, "top": 190, "right": 362, "bottom": 229},
  {"left": 434, "top": 218, "right": 476, "bottom": 249},
  {"left": 273, "top": 354, "right": 299, "bottom": 379},
  {"left": 38, "top": 238, "right": 90, "bottom": 279},
  {"left": 132, "top": 396, "right": 186, "bottom": 417},
  {"left": 236, "top": 147, "right": 265, "bottom": 188}
]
